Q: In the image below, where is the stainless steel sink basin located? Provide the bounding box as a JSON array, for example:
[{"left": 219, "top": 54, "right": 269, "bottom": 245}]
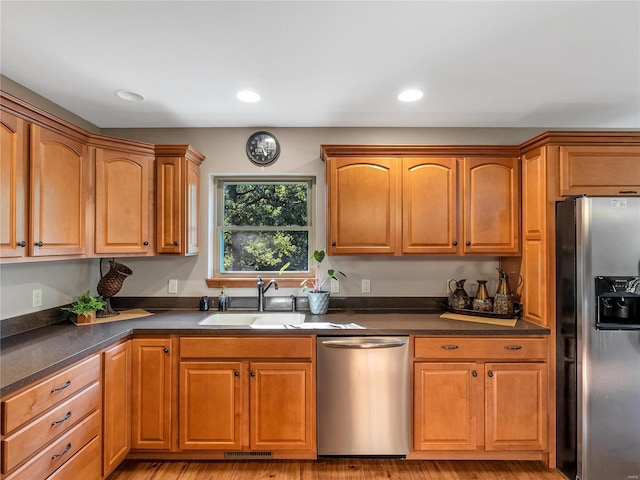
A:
[{"left": 198, "top": 312, "right": 305, "bottom": 326}]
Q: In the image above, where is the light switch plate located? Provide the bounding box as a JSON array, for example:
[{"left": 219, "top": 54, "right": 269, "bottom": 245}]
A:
[
  {"left": 361, "top": 279, "right": 371, "bottom": 293},
  {"left": 32, "top": 289, "right": 42, "bottom": 307},
  {"left": 168, "top": 279, "right": 178, "bottom": 294}
]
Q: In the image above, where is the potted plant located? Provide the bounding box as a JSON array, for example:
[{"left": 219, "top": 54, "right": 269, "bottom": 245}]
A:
[
  {"left": 301, "top": 250, "right": 346, "bottom": 315},
  {"left": 62, "top": 291, "right": 106, "bottom": 324}
]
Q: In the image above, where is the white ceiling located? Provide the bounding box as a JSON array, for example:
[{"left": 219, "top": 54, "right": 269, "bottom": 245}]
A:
[{"left": 1, "top": 1, "right": 639, "bottom": 129}]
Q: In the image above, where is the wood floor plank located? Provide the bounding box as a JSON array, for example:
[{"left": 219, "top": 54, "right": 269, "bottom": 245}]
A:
[{"left": 107, "top": 459, "right": 569, "bottom": 480}]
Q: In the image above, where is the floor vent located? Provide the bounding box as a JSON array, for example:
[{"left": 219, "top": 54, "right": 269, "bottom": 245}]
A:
[{"left": 224, "top": 451, "right": 273, "bottom": 459}]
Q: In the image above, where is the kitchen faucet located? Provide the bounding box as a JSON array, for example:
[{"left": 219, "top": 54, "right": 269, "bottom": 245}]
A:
[{"left": 257, "top": 276, "right": 278, "bottom": 311}]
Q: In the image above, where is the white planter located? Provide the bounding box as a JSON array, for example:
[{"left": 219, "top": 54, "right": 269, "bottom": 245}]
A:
[{"left": 308, "top": 291, "right": 330, "bottom": 315}]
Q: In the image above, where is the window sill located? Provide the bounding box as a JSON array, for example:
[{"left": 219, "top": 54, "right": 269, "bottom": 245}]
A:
[{"left": 206, "top": 277, "right": 310, "bottom": 289}]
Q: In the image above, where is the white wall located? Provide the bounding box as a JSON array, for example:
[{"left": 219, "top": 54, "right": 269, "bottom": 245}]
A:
[{"left": 0, "top": 77, "right": 544, "bottom": 319}]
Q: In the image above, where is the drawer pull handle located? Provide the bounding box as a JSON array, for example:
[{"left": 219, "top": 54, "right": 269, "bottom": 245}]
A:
[
  {"left": 51, "top": 380, "right": 71, "bottom": 393},
  {"left": 504, "top": 345, "right": 523, "bottom": 350},
  {"left": 51, "top": 443, "right": 72, "bottom": 459},
  {"left": 441, "top": 345, "right": 459, "bottom": 350},
  {"left": 51, "top": 411, "right": 72, "bottom": 426}
]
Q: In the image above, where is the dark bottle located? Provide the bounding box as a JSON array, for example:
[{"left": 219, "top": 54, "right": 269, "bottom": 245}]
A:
[{"left": 199, "top": 296, "right": 209, "bottom": 311}]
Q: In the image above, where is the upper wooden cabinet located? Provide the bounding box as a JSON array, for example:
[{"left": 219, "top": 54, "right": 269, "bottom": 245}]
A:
[
  {"left": 94, "top": 145, "right": 154, "bottom": 255},
  {"left": 0, "top": 112, "right": 28, "bottom": 259},
  {"left": 155, "top": 145, "right": 205, "bottom": 256},
  {"left": 559, "top": 144, "right": 640, "bottom": 196},
  {"left": 30, "top": 124, "right": 89, "bottom": 257},
  {"left": 322, "top": 146, "right": 521, "bottom": 256},
  {"left": 326, "top": 156, "right": 400, "bottom": 255}
]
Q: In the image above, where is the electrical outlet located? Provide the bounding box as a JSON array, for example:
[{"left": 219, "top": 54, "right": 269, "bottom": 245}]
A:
[
  {"left": 330, "top": 277, "right": 340, "bottom": 293},
  {"left": 361, "top": 279, "right": 371, "bottom": 293},
  {"left": 32, "top": 288, "right": 42, "bottom": 307},
  {"left": 168, "top": 279, "right": 178, "bottom": 294}
]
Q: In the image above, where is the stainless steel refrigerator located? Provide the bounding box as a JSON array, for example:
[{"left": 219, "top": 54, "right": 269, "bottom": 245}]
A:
[{"left": 556, "top": 196, "right": 640, "bottom": 480}]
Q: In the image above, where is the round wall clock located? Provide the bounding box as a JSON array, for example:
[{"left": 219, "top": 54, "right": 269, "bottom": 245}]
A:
[{"left": 246, "top": 131, "right": 280, "bottom": 166}]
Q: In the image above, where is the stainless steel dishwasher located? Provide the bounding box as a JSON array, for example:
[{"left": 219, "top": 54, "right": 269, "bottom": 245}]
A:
[{"left": 316, "top": 336, "right": 410, "bottom": 456}]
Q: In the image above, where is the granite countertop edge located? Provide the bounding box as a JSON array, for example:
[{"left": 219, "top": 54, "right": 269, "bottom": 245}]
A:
[{"left": 0, "top": 309, "right": 549, "bottom": 397}]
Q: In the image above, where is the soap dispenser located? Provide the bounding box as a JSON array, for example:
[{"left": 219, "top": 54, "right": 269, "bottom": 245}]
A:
[{"left": 218, "top": 287, "right": 228, "bottom": 311}]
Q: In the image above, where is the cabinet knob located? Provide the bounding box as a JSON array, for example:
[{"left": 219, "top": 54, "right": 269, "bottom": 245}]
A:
[
  {"left": 250, "top": 371, "right": 256, "bottom": 377},
  {"left": 163, "top": 347, "right": 169, "bottom": 353},
  {"left": 234, "top": 371, "right": 240, "bottom": 377},
  {"left": 173, "top": 241, "right": 179, "bottom": 246},
  {"left": 35, "top": 241, "right": 43, "bottom": 247},
  {"left": 143, "top": 241, "right": 149, "bottom": 246},
  {"left": 488, "top": 370, "right": 494, "bottom": 378},
  {"left": 472, "top": 370, "right": 478, "bottom": 377},
  {"left": 17, "top": 241, "right": 26, "bottom": 247},
  {"left": 466, "top": 241, "right": 471, "bottom": 246},
  {"left": 452, "top": 241, "right": 458, "bottom": 246},
  {"left": 332, "top": 241, "right": 337, "bottom": 247}
]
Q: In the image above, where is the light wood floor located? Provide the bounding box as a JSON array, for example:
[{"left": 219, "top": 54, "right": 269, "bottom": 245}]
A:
[{"left": 107, "top": 459, "right": 570, "bottom": 480}]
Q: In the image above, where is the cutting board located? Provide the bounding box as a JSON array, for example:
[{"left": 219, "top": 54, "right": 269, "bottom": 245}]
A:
[{"left": 440, "top": 312, "right": 517, "bottom": 327}]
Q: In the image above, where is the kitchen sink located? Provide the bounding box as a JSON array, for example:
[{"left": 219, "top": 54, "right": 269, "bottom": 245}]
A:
[{"left": 198, "top": 312, "right": 306, "bottom": 326}]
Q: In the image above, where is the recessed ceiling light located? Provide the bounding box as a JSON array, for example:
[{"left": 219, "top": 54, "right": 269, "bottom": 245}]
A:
[
  {"left": 398, "top": 89, "right": 424, "bottom": 102},
  {"left": 236, "top": 90, "right": 261, "bottom": 103},
  {"left": 114, "top": 89, "right": 144, "bottom": 102}
]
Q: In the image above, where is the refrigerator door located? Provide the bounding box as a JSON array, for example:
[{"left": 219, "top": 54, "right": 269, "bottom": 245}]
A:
[{"left": 564, "top": 197, "right": 640, "bottom": 480}]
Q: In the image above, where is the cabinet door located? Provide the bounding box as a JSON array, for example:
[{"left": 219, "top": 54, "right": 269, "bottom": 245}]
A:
[
  {"left": 156, "top": 156, "right": 182, "bottom": 254},
  {"left": 30, "top": 125, "right": 88, "bottom": 256},
  {"left": 485, "top": 362, "right": 548, "bottom": 451},
  {"left": 402, "top": 158, "right": 458, "bottom": 254},
  {"left": 413, "top": 362, "right": 483, "bottom": 451},
  {"left": 462, "top": 157, "right": 520, "bottom": 255},
  {"left": 102, "top": 341, "right": 131, "bottom": 477},
  {"left": 560, "top": 145, "right": 640, "bottom": 196},
  {"left": 179, "top": 362, "right": 243, "bottom": 450},
  {"left": 95, "top": 148, "right": 152, "bottom": 254},
  {"left": 131, "top": 338, "right": 172, "bottom": 450},
  {"left": 327, "top": 157, "right": 400, "bottom": 255},
  {"left": 185, "top": 157, "right": 200, "bottom": 255},
  {"left": 250, "top": 362, "right": 315, "bottom": 451},
  {"left": 0, "top": 112, "right": 28, "bottom": 259}
]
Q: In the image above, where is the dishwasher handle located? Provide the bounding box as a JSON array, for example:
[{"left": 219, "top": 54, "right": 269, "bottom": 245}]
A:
[{"left": 321, "top": 339, "right": 406, "bottom": 349}]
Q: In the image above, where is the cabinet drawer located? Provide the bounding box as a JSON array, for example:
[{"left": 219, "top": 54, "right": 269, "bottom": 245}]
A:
[
  {"left": 2, "top": 355, "right": 100, "bottom": 434},
  {"left": 4, "top": 410, "right": 99, "bottom": 480},
  {"left": 179, "top": 336, "right": 314, "bottom": 359},
  {"left": 414, "top": 337, "right": 547, "bottom": 360},
  {"left": 2, "top": 382, "right": 100, "bottom": 473},
  {"left": 46, "top": 435, "right": 101, "bottom": 480}
]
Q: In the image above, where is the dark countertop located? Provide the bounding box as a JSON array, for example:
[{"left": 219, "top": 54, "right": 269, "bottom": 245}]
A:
[{"left": 0, "top": 309, "right": 549, "bottom": 398}]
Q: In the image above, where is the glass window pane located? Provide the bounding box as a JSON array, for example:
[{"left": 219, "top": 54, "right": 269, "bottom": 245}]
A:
[
  {"left": 221, "top": 230, "right": 309, "bottom": 273},
  {"left": 222, "top": 182, "right": 308, "bottom": 227}
]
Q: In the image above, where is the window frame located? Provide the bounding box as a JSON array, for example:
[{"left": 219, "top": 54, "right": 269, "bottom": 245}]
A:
[{"left": 206, "top": 175, "right": 316, "bottom": 289}]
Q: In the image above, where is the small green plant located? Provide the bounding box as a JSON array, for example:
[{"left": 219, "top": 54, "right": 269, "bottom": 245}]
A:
[
  {"left": 301, "top": 250, "right": 346, "bottom": 293},
  {"left": 62, "top": 291, "right": 106, "bottom": 316}
]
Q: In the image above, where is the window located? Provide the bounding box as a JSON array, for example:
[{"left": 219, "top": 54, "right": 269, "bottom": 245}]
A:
[{"left": 207, "top": 177, "right": 315, "bottom": 288}]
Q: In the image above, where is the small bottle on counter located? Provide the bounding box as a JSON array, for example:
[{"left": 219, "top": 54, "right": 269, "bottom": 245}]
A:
[
  {"left": 199, "top": 296, "right": 209, "bottom": 311},
  {"left": 218, "top": 287, "right": 228, "bottom": 311}
]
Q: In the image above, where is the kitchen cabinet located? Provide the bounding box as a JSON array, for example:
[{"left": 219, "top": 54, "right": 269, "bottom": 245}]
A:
[
  {"left": 323, "top": 147, "right": 520, "bottom": 256},
  {"left": 0, "top": 112, "right": 28, "bottom": 259},
  {"left": 94, "top": 145, "right": 154, "bottom": 255},
  {"left": 102, "top": 340, "right": 131, "bottom": 477},
  {"left": 131, "top": 337, "right": 172, "bottom": 451},
  {"left": 411, "top": 336, "right": 548, "bottom": 458},
  {"left": 30, "top": 124, "right": 89, "bottom": 257},
  {"left": 0, "top": 355, "right": 101, "bottom": 479},
  {"left": 178, "top": 336, "right": 316, "bottom": 458},
  {"left": 559, "top": 144, "right": 640, "bottom": 196},
  {"left": 155, "top": 145, "right": 205, "bottom": 256}
]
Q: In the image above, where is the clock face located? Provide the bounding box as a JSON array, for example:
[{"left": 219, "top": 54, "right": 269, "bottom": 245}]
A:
[{"left": 246, "top": 131, "right": 280, "bottom": 166}]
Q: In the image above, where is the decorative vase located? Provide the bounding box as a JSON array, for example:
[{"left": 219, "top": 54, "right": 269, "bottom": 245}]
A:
[
  {"left": 472, "top": 280, "right": 493, "bottom": 312},
  {"left": 448, "top": 279, "right": 472, "bottom": 310},
  {"left": 308, "top": 291, "right": 330, "bottom": 315},
  {"left": 97, "top": 260, "right": 133, "bottom": 317}
]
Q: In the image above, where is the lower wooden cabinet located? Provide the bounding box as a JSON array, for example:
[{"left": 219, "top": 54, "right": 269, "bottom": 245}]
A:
[
  {"left": 131, "top": 337, "right": 173, "bottom": 451},
  {"left": 412, "top": 336, "right": 548, "bottom": 459},
  {"left": 178, "top": 336, "right": 316, "bottom": 457},
  {"left": 102, "top": 340, "right": 131, "bottom": 476}
]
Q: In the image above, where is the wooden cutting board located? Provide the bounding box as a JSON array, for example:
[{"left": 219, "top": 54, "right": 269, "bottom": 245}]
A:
[
  {"left": 440, "top": 312, "right": 517, "bottom": 327},
  {"left": 72, "top": 308, "right": 153, "bottom": 325}
]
